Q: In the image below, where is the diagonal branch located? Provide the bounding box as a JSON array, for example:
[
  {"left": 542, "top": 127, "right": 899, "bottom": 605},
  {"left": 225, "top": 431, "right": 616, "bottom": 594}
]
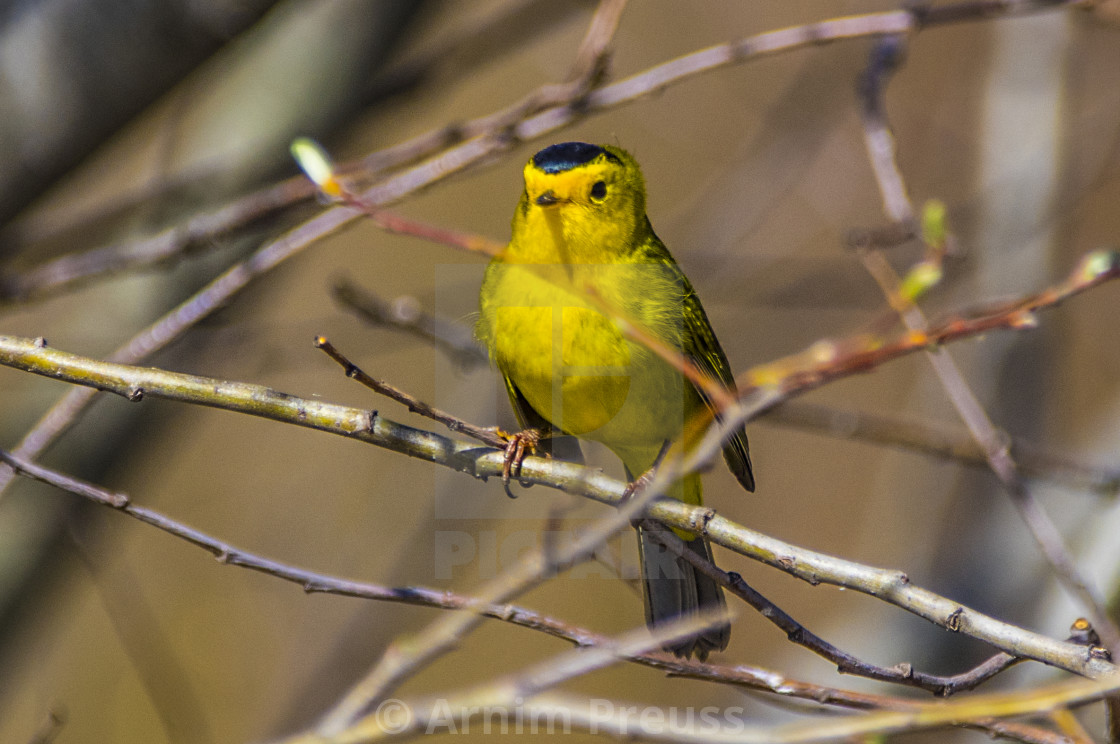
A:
[
  {"left": 310, "top": 409, "right": 747, "bottom": 736},
  {"left": 638, "top": 519, "right": 1025, "bottom": 696},
  {"left": 855, "top": 33, "right": 1120, "bottom": 655},
  {"left": 319, "top": 610, "right": 734, "bottom": 744},
  {"left": 764, "top": 401, "right": 1120, "bottom": 496},
  {"left": 331, "top": 280, "right": 490, "bottom": 370},
  {"left": 0, "top": 1, "right": 1088, "bottom": 513},
  {"left": 0, "top": 203, "right": 362, "bottom": 501},
  {"left": 438, "top": 673, "right": 1120, "bottom": 744},
  {"left": 314, "top": 336, "right": 504, "bottom": 448}
]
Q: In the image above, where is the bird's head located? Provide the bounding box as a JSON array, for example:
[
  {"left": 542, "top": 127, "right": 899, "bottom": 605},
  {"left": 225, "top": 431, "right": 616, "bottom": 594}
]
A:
[{"left": 512, "top": 142, "right": 647, "bottom": 262}]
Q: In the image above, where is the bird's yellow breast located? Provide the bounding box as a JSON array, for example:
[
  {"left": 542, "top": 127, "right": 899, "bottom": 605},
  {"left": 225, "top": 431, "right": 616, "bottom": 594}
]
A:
[
  {"left": 482, "top": 263, "right": 632, "bottom": 436},
  {"left": 480, "top": 260, "right": 693, "bottom": 464}
]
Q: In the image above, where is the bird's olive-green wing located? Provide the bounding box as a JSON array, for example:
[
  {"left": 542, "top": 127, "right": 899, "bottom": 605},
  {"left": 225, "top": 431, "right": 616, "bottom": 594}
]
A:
[
  {"left": 681, "top": 286, "right": 755, "bottom": 492},
  {"left": 637, "top": 226, "right": 755, "bottom": 493}
]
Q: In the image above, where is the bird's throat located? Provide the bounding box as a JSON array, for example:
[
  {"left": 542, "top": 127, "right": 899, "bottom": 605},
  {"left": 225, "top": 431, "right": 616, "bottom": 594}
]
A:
[{"left": 542, "top": 209, "right": 576, "bottom": 282}]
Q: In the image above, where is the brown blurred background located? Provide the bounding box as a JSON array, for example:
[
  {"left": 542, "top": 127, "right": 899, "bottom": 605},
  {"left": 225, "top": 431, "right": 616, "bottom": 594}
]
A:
[{"left": 1, "top": 1, "right": 1119, "bottom": 742}]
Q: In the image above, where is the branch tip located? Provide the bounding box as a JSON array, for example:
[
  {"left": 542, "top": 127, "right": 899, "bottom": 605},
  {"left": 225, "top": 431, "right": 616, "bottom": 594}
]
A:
[
  {"left": 291, "top": 137, "right": 342, "bottom": 198},
  {"left": 1080, "top": 249, "right": 1120, "bottom": 282}
]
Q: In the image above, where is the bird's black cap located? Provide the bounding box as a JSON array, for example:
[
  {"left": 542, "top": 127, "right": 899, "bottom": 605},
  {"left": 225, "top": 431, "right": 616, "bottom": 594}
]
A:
[{"left": 532, "top": 142, "right": 620, "bottom": 174}]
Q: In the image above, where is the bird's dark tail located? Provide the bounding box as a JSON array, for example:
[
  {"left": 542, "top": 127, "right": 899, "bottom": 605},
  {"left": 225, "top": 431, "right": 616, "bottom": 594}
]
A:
[{"left": 635, "top": 521, "right": 730, "bottom": 661}]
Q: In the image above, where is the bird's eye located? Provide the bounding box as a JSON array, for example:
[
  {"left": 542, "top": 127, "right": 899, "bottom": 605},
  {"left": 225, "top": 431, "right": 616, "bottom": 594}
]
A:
[{"left": 590, "top": 180, "right": 607, "bottom": 201}]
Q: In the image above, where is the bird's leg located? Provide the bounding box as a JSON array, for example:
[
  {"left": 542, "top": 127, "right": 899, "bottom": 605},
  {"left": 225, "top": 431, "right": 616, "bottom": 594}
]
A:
[
  {"left": 622, "top": 440, "right": 672, "bottom": 505},
  {"left": 497, "top": 428, "right": 543, "bottom": 498}
]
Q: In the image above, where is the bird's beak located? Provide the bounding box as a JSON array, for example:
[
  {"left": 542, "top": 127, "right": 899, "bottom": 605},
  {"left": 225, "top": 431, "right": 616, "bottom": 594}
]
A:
[{"left": 534, "top": 190, "right": 562, "bottom": 206}]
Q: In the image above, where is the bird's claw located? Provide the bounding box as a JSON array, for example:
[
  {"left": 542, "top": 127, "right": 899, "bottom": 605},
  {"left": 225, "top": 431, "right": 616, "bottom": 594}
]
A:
[
  {"left": 622, "top": 465, "right": 656, "bottom": 504},
  {"left": 622, "top": 440, "right": 670, "bottom": 505},
  {"left": 501, "top": 428, "right": 542, "bottom": 498}
]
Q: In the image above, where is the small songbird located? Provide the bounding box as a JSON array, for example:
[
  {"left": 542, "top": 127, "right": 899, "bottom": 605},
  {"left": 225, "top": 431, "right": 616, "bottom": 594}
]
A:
[{"left": 477, "top": 142, "right": 754, "bottom": 660}]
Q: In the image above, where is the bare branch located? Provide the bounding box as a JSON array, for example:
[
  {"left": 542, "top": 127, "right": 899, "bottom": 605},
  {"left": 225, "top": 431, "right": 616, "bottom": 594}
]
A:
[
  {"left": 282, "top": 678, "right": 1120, "bottom": 744},
  {"left": 314, "top": 336, "right": 504, "bottom": 448},
  {"left": 2, "top": 1, "right": 1093, "bottom": 516},
  {"left": 331, "top": 281, "right": 1120, "bottom": 495},
  {"left": 330, "top": 611, "right": 738, "bottom": 743},
  {"left": 0, "top": 179, "right": 316, "bottom": 305},
  {"left": 855, "top": 32, "right": 1120, "bottom": 654},
  {"left": 638, "top": 519, "right": 1025, "bottom": 696},
  {"left": 331, "top": 280, "right": 489, "bottom": 370},
  {"left": 0, "top": 203, "right": 362, "bottom": 500},
  {"left": 312, "top": 416, "right": 738, "bottom": 735}
]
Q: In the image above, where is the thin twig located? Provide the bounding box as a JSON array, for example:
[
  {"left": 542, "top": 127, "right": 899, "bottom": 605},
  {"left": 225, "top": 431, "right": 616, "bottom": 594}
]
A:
[
  {"left": 0, "top": 178, "right": 315, "bottom": 304},
  {"left": 638, "top": 519, "right": 1024, "bottom": 696},
  {"left": 855, "top": 33, "right": 1120, "bottom": 655},
  {"left": 0, "top": 203, "right": 361, "bottom": 501},
  {"left": 17, "top": 334, "right": 1078, "bottom": 741},
  {"left": 314, "top": 336, "right": 504, "bottom": 448},
  {"left": 0, "top": 0, "right": 613, "bottom": 499},
  {"left": 324, "top": 610, "right": 736, "bottom": 744},
  {"left": 336, "top": 184, "right": 504, "bottom": 256},
  {"left": 391, "top": 676, "right": 1120, "bottom": 744},
  {"left": 0, "top": 2, "right": 1088, "bottom": 507},
  {"left": 331, "top": 279, "right": 489, "bottom": 370},
  {"left": 577, "top": 284, "right": 738, "bottom": 413},
  {"left": 4, "top": 255, "right": 1114, "bottom": 494},
  {"left": 565, "top": 0, "right": 627, "bottom": 90},
  {"left": 734, "top": 251, "right": 1120, "bottom": 399},
  {"left": 764, "top": 401, "right": 1120, "bottom": 496}
]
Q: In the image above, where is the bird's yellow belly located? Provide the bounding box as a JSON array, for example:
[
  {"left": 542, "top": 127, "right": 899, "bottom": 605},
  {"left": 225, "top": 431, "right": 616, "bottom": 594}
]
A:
[{"left": 483, "top": 265, "right": 689, "bottom": 469}]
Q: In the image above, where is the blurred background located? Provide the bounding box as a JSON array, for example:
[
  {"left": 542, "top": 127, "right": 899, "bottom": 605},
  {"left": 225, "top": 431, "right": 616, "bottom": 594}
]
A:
[{"left": 1, "top": 1, "right": 1119, "bottom": 742}]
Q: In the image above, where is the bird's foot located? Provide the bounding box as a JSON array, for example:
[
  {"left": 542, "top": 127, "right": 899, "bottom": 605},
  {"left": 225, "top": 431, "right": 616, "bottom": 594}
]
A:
[
  {"left": 498, "top": 428, "right": 543, "bottom": 498},
  {"left": 621, "top": 440, "right": 671, "bottom": 510},
  {"left": 621, "top": 465, "right": 657, "bottom": 504}
]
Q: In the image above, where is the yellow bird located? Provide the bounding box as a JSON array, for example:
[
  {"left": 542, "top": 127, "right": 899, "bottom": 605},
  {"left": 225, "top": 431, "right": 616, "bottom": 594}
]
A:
[{"left": 477, "top": 142, "right": 754, "bottom": 660}]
